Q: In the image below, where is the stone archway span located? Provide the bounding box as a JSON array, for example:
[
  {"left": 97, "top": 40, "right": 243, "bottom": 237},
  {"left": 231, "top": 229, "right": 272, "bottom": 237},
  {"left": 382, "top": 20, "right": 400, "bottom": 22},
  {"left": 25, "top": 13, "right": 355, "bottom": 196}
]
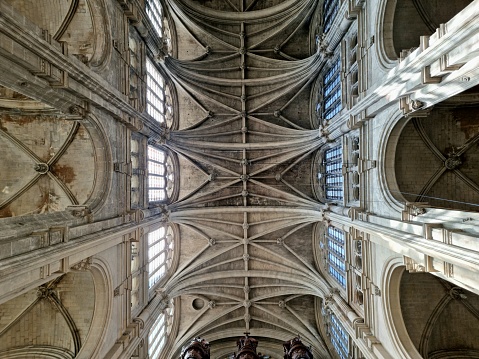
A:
[
  {"left": 377, "top": 108, "right": 408, "bottom": 214},
  {"left": 376, "top": 0, "right": 400, "bottom": 68},
  {"left": 163, "top": 3, "right": 178, "bottom": 59},
  {"left": 80, "top": 113, "right": 113, "bottom": 214},
  {"left": 75, "top": 256, "right": 113, "bottom": 359},
  {"left": 0, "top": 346, "right": 74, "bottom": 359},
  {"left": 86, "top": 0, "right": 112, "bottom": 71},
  {"left": 381, "top": 258, "right": 423, "bottom": 359}
]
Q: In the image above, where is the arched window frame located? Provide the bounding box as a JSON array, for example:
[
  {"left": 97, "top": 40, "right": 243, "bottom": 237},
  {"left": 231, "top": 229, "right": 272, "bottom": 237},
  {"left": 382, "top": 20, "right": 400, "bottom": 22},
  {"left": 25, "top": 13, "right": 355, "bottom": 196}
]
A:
[
  {"left": 324, "top": 225, "right": 347, "bottom": 289},
  {"left": 145, "top": 0, "right": 174, "bottom": 56},
  {"left": 327, "top": 311, "right": 350, "bottom": 359},
  {"left": 322, "top": 0, "right": 340, "bottom": 33},
  {"left": 146, "top": 0, "right": 164, "bottom": 38},
  {"left": 315, "top": 140, "right": 344, "bottom": 204},
  {"left": 321, "top": 56, "right": 342, "bottom": 122},
  {"left": 148, "top": 300, "right": 174, "bottom": 359},
  {"left": 147, "top": 224, "right": 175, "bottom": 291},
  {"left": 147, "top": 145, "right": 177, "bottom": 204},
  {"left": 146, "top": 58, "right": 173, "bottom": 128}
]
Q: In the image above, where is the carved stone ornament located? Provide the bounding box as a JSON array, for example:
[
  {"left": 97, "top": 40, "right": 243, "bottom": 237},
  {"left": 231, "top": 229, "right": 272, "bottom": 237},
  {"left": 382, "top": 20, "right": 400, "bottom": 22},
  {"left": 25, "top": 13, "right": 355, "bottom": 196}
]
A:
[
  {"left": 208, "top": 301, "right": 216, "bottom": 309},
  {"left": 283, "top": 336, "right": 313, "bottom": 359},
  {"left": 235, "top": 334, "right": 260, "bottom": 359},
  {"left": 69, "top": 105, "right": 82, "bottom": 116},
  {"left": 67, "top": 205, "right": 91, "bottom": 218},
  {"left": 34, "top": 163, "right": 49, "bottom": 174},
  {"left": 71, "top": 257, "right": 93, "bottom": 271},
  {"left": 181, "top": 337, "right": 211, "bottom": 359},
  {"left": 445, "top": 153, "right": 462, "bottom": 170}
]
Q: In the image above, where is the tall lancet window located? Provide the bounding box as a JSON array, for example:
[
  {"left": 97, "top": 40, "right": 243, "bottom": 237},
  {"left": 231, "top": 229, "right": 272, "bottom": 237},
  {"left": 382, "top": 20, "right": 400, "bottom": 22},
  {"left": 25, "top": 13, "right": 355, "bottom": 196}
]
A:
[
  {"left": 326, "top": 226, "right": 346, "bottom": 288},
  {"left": 148, "top": 225, "right": 174, "bottom": 289},
  {"left": 323, "top": 145, "right": 343, "bottom": 201},
  {"left": 323, "top": 0, "right": 340, "bottom": 33},
  {"left": 146, "top": 0, "right": 163, "bottom": 37},
  {"left": 322, "top": 57, "right": 342, "bottom": 121},
  {"left": 148, "top": 301, "right": 174, "bottom": 359},
  {"left": 329, "top": 314, "right": 349, "bottom": 359},
  {"left": 147, "top": 59, "right": 172, "bottom": 126}
]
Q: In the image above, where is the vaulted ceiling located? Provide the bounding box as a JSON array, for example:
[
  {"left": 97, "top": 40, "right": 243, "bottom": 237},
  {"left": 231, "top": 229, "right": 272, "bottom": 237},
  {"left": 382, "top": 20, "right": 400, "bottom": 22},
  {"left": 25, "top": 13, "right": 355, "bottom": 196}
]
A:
[{"left": 157, "top": 0, "right": 332, "bottom": 357}]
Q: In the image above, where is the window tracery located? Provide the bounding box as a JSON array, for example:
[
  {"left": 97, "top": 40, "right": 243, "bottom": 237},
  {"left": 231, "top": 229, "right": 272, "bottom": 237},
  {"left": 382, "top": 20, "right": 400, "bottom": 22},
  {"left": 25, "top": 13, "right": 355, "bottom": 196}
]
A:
[
  {"left": 322, "top": 57, "right": 342, "bottom": 122},
  {"left": 323, "top": 0, "right": 340, "bottom": 33},
  {"left": 329, "top": 314, "right": 349, "bottom": 359},
  {"left": 148, "top": 225, "right": 174, "bottom": 289},
  {"left": 146, "top": 0, "right": 173, "bottom": 55},
  {"left": 320, "top": 225, "right": 347, "bottom": 289},
  {"left": 146, "top": 0, "right": 164, "bottom": 38},
  {"left": 319, "top": 144, "right": 344, "bottom": 202},
  {"left": 147, "top": 145, "right": 174, "bottom": 203},
  {"left": 148, "top": 301, "right": 174, "bottom": 359},
  {"left": 147, "top": 59, "right": 173, "bottom": 127}
]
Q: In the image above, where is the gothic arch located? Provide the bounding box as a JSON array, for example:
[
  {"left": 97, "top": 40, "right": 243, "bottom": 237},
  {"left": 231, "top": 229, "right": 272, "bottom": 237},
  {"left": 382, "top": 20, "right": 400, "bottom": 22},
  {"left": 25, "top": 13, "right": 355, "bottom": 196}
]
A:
[
  {"left": 4, "top": 0, "right": 111, "bottom": 69},
  {"left": 0, "top": 109, "right": 112, "bottom": 219},
  {"left": 81, "top": 113, "right": 112, "bottom": 214},
  {"left": 393, "top": 106, "right": 479, "bottom": 212},
  {"left": 144, "top": 220, "right": 181, "bottom": 299},
  {"left": 75, "top": 257, "right": 113, "bottom": 359},
  {"left": 381, "top": 259, "right": 422, "bottom": 359},
  {"left": 0, "top": 271, "right": 97, "bottom": 358},
  {"left": 163, "top": 2, "right": 178, "bottom": 59},
  {"left": 399, "top": 270, "right": 479, "bottom": 359},
  {"left": 378, "top": 108, "right": 409, "bottom": 213},
  {"left": 378, "top": 0, "right": 473, "bottom": 63},
  {"left": 376, "top": 0, "right": 399, "bottom": 68},
  {"left": 85, "top": 0, "right": 112, "bottom": 70}
]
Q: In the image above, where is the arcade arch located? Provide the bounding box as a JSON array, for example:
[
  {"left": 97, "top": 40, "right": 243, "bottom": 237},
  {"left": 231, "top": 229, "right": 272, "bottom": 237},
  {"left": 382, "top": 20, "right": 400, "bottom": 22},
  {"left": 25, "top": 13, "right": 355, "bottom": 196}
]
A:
[
  {"left": 381, "top": 0, "right": 472, "bottom": 61},
  {"left": 0, "top": 87, "right": 111, "bottom": 219},
  {"left": 390, "top": 104, "right": 479, "bottom": 212}
]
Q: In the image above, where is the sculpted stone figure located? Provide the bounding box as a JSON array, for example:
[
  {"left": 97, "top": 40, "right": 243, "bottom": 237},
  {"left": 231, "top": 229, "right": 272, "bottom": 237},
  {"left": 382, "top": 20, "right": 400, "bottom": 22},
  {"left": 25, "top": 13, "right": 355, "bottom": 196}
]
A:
[
  {"left": 181, "top": 337, "right": 210, "bottom": 359},
  {"left": 283, "top": 336, "right": 313, "bottom": 359},
  {"left": 235, "top": 334, "right": 260, "bottom": 359}
]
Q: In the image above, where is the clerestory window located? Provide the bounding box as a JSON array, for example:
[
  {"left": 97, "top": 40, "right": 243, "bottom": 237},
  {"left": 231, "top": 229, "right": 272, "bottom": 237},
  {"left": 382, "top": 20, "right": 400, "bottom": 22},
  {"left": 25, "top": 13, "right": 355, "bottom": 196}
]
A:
[
  {"left": 147, "top": 59, "right": 171, "bottom": 126},
  {"left": 329, "top": 314, "right": 349, "bottom": 359},
  {"left": 323, "top": 0, "right": 340, "bottom": 33},
  {"left": 146, "top": 0, "right": 163, "bottom": 38},
  {"left": 148, "top": 225, "right": 174, "bottom": 289},
  {"left": 323, "top": 145, "right": 343, "bottom": 201},
  {"left": 326, "top": 226, "right": 346, "bottom": 288},
  {"left": 147, "top": 145, "right": 174, "bottom": 203},
  {"left": 148, "top": 301, "right": 174, "bottom": 359},
  {"left": 322, "top": 57, "right": 342, "bottom": 121}
]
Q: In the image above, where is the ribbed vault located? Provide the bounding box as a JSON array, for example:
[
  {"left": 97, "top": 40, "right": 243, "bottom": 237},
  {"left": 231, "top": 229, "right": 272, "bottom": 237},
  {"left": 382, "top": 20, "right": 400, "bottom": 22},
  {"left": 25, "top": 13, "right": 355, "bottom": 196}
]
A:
[{"left": 154, "top": 0, "right": 333, "bottom": 357}]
